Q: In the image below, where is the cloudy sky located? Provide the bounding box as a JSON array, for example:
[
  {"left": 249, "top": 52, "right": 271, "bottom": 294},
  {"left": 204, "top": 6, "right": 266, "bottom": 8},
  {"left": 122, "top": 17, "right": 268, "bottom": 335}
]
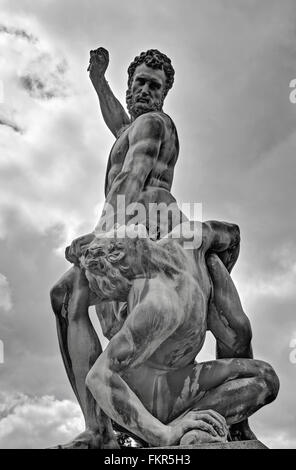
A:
[{"left": 0, "top": 0, "right": 295, "bottom": 449}]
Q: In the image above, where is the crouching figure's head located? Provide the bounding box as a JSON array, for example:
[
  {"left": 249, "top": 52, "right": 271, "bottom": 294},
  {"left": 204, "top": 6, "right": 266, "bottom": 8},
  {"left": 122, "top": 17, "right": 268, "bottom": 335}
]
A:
[{"left": 80, "top": 224, "right": 151, "bottom": 301}]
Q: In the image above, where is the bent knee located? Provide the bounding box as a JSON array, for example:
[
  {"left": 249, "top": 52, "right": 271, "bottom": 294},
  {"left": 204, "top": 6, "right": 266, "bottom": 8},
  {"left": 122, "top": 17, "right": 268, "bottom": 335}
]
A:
[
  {"left": 264, "top": 363, "right": 280, "bottom": 403},
  {"left": 256, "top": 360, "right": 280, "bottom": 403}
]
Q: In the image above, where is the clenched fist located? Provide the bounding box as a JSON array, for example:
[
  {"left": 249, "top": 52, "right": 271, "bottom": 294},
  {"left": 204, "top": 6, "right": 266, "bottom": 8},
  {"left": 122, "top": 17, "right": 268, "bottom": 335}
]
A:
[{"left": 87, "top": 47, "right": 109, "bottom": 88}]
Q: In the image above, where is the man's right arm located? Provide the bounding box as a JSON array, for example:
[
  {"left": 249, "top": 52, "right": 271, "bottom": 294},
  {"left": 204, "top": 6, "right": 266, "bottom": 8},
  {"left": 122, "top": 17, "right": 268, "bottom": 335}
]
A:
[{"left": 88, "top": 48, "right": 130, "bottom": 137}]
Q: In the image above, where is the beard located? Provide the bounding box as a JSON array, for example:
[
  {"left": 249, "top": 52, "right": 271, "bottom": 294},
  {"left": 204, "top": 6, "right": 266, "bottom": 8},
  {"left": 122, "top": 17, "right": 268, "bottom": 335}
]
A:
[{"left": 126, "top": 87, "right": 165, "bottom": 118}]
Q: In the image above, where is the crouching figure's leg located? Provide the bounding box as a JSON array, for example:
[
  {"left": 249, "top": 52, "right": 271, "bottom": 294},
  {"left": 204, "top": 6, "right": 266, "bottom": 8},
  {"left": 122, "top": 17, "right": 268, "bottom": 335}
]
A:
[
  {"left": 50, "top": 266, "right": 118, "bottom": 449},
  {"left": 167, "top": 358, "right": 279, "bottom": 445}
]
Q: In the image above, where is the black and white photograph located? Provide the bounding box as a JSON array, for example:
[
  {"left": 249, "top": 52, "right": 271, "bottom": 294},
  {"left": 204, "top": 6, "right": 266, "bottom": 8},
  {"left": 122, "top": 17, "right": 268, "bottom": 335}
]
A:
[{"left": 0, "top": 0, "right": 295, "bottom": 452}]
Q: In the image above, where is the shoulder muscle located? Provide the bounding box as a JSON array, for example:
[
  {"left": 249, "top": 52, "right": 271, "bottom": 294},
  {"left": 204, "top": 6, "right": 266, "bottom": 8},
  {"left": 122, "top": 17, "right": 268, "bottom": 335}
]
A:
[{"left": 129, "top": 113, "right": 166, "bottom": 144}]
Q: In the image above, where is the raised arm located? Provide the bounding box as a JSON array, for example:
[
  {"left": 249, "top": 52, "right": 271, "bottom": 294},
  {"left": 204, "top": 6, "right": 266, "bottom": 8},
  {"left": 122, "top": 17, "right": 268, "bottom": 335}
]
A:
[
  {"left": 95, "top": 112, "right": 165, "bottom": 233},
  {"left": 88, "top": 48, "right": 130, "bottom": 137}
]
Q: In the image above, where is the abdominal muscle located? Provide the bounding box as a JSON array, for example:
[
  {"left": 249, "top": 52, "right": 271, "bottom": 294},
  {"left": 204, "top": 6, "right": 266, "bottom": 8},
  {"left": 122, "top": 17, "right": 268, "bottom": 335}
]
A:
[{"left": 135, "top": 186, "right": 188, "bottom": 238}]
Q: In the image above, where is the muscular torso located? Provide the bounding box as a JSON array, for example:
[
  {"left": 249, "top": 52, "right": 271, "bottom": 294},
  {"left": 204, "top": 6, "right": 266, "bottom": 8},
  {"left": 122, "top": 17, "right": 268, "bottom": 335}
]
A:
[
  {"left": 153, "top": 249, "right": 211, "bottom": 367},
  {"left": 122, "top": 241, "right": 212, "bottom": 421},
  {"left": 132, "top": 243, "right": 211, "bottom": 368},
  {"left": 105, "top": 111, "right": 179, "bottom": 202}
]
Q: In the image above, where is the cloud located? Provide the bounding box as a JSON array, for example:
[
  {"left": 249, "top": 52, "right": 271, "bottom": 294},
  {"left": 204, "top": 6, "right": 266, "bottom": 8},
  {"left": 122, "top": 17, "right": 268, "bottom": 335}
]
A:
[
  {"left": 238, "top": 257, "right": 296, "bottom": 302},
  {"left": 0, "top": 393, "right": 83, "bottom": 449},
  {"left": 0, "top": 19, "right": 104, "bottom": 242},
  {"left": 0, "top": 22, "right": 71, "bottom": 103},
  {"left": 0, "top": 24, "right": 38, "bottom": 43},
  {"left": 0, "top": 117, "right": 22, "bottom": 133},
  {"left": 0, "top": 211, "right": 103, "bottom": 400},
  {"left": 19, "top": 72, "right": 65, "bottom": 100},
  {"left": 18, "top": 54, "right": 70, "bottom": 100},
  {"left": 0, "top": 106, "right": 22, "bottom": 133}
]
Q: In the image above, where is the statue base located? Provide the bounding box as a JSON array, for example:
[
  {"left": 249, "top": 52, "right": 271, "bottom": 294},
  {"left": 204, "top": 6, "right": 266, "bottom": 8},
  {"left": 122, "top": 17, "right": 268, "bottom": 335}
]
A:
[{"left": 154, "top": 440, "right": 268, "bottom": 449}]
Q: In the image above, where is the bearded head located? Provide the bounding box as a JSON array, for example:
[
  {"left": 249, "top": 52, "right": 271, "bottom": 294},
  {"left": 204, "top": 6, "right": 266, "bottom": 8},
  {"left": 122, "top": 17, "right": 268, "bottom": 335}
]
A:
[{"left": 126, "top": 49, "right": 175, "bottom": 118}]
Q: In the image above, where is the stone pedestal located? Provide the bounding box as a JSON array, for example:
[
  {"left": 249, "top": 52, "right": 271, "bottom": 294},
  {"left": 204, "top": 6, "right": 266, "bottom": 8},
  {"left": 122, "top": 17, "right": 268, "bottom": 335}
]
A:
[{"left": 154, "top": 440, "right": 268, "bottom": 449}]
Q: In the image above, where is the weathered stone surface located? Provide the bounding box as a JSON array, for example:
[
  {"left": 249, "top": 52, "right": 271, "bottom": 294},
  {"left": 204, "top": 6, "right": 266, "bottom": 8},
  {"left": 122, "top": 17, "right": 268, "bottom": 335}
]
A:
[
  {"left": 154, "top": 440, "right": 268, "bottom": 450},
  {"left": 50, "top": 47, "right": 280, "bottom": 449}
]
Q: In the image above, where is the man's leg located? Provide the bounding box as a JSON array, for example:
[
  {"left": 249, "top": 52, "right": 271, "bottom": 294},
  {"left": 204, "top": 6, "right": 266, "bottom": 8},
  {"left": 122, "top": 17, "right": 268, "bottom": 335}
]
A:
[
  {"left": 50, "top": 266, "right": 118, "bottom": 449},
  {"left": 167, "top": 358, "right": 279, "bottom": 445},
  {"left": 206, "top": 253, "right": 255, "bottom": 439}
]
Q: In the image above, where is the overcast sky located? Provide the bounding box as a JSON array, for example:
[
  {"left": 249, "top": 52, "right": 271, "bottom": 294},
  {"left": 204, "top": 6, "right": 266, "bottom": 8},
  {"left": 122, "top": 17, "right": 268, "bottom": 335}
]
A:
[{"left": 0, "top": 0, "right": 295, "bottom": 449}]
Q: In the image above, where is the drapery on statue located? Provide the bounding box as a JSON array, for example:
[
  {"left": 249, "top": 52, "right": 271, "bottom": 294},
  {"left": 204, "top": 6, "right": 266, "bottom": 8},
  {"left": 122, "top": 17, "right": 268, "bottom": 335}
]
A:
[{"left": 50, "top": 48, "right": 279, "bottom": 449}]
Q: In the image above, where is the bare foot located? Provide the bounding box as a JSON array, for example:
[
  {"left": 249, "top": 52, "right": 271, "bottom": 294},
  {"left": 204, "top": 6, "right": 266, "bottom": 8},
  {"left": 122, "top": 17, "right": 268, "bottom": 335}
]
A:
[
  {"left": 229, "top": 420, "right": 257, "bottom": 441},
  {"left": 49, "top": 429, "right": 119, "bottom": 449}
]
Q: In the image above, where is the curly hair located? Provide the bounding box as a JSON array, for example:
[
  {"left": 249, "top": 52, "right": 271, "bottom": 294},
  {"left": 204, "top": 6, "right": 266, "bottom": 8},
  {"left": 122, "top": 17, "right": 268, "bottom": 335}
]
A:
[
  {"left": 80, "top": 240, "right": 132, "bottom": 301},
  {"left": 80, "top": 228, "right": 187, "bottom": 301},
  {"left": 127, "top": 49, "right": 175, "bottom": 98}
]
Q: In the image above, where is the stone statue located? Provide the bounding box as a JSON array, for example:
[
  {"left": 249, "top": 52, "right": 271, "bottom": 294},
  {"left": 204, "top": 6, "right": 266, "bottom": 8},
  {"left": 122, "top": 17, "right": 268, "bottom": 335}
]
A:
[
  {"left": 79, "top": 222, "right": 279, "bottom": 447},
  {"left": 50, "top": 48, "right": 279, "bottom": 448}
]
